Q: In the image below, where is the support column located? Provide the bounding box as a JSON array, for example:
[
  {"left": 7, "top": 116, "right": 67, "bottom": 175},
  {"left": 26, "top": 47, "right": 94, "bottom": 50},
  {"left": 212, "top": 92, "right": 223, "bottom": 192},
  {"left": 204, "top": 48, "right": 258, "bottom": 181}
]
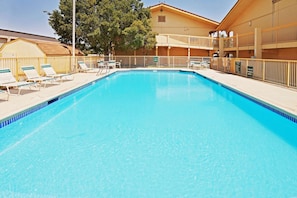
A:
[
  {"left": 236, "top": 33, "right": 239, "bottom": 58},
  {"left": 167, "top": 46, "right": 171, "bottom": 67},
  {"left": 188, "top": 48, "right": 191, "bottom": 67},
  {"left": 219, "top": 37, "right": 224, "bottom": 57},
  {"left": 254, "top": 27, "right": 262, "bottom": 59},
  {"left": 155, "top": 46, "right": 158, "bottom": 56},
  {"left": 134, "top": 50, "right": 136, "bottom": 66}
]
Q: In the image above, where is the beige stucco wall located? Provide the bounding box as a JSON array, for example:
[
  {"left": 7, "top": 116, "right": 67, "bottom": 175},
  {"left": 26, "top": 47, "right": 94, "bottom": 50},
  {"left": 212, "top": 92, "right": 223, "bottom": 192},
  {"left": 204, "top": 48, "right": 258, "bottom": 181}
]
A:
[
  {"left": 150, "top": 5, "right": 218, "bottom": 57},
  {"left": 225, "top": 0, "right": 297, "bottom": 35},
  {"left": 221, "top": 0, "right": 297, "bottom": 59},
  {"left": 0, "top": 40, "right": 45, "bottom": 58},
  {"left": 151, "top": 9, "right": 217, "bottom": 36}
]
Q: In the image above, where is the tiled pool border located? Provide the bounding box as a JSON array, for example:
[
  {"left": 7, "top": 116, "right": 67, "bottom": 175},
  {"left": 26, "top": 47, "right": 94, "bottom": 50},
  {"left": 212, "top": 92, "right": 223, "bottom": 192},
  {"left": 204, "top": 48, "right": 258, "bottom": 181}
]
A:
[{"left": 1, "top": 69, "right": 297, "bottom": 129}]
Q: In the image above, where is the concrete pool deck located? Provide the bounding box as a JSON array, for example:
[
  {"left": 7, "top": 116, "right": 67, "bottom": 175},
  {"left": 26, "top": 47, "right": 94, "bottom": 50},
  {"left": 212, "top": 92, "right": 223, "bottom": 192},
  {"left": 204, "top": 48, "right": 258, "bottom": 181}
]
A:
[
  {"left": 0, "top": 71, "right": 114, "bottom": 121},
  {"left": 1, "top": 68, "right": 297, "bottom": 123}
]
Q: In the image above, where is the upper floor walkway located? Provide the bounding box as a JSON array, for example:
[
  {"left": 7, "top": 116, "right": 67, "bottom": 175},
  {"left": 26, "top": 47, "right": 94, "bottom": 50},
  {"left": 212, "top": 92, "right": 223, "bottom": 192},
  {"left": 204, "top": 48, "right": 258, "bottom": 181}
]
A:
[{"left": 156, "top": 22, "right": 297, "bottom": 58}]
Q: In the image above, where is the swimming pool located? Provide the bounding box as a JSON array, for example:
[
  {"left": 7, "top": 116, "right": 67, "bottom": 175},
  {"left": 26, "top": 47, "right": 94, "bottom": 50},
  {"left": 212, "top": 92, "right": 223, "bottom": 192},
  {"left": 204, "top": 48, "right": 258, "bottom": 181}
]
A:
[{"left": 0, "top": 70, "right": 297, "bottom": 197}]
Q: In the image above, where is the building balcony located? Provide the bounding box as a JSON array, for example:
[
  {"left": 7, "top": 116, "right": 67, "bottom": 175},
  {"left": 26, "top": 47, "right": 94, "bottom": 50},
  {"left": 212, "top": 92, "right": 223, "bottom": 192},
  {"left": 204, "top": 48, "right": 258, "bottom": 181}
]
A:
[{"left": 156, "top": 34, "right": 216, "bottom": 50}]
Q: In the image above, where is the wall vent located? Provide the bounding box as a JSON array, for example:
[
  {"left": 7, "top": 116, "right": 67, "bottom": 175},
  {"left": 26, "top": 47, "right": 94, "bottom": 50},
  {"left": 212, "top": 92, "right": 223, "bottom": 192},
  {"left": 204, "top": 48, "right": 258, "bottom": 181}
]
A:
[{"left": 272, "top": 0, "right": 281, "bottom": 3}]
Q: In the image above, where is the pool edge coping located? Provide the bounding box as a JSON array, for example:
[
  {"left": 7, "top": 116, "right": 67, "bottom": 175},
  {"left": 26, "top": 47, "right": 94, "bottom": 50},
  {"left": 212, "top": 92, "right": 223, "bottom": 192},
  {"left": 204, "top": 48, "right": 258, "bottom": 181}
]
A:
[
  {"left": 186, "top": 69, "right": 297, "bottom": 124},
  {"left": 0, "top": 71, "right": 116, "bottom": 128},
  {"left": 1, "top": 68, "right": 297, "bottom": 128}
]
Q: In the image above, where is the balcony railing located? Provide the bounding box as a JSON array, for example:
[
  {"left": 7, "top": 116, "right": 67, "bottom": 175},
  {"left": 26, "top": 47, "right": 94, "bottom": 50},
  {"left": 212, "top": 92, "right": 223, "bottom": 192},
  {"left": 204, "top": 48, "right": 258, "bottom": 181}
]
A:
[
  {"left": 223, "top": 22, "right": 297, "bottom": 50},
  {"left": 210, "top": 57, "right": 297, "bottom": 88},
  {"left": 156, "top": 34, "right": 216, "bottom": 50}
]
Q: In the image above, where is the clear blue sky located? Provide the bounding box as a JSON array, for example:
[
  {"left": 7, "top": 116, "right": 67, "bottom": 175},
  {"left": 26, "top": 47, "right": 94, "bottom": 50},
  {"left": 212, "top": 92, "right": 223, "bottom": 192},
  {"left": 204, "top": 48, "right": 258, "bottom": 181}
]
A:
[{"left": 0, "top": 0, "right": 237, "bottom": 38}]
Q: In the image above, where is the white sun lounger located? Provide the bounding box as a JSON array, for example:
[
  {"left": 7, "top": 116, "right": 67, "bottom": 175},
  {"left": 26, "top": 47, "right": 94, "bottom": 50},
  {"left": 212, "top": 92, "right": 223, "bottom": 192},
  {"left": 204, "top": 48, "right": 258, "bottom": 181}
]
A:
[
  {"left": 21, "top": 66, "right": 55, "bottom": 88},
  {"left": 41, "top": 64, "right": 73, "bottom": 82},
  {"left": 0, "top": 68, "right": 37, "bottom": 95},
  {"left": 77, "top": 61, "right": 100, "bottom": 73}
]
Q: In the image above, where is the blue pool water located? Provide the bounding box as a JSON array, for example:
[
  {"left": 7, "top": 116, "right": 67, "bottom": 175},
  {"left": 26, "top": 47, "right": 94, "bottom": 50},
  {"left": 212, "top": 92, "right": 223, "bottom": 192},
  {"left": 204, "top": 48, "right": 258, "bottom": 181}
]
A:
[{"left": 0, "top": 70, "right": 297, "bottom": 197}]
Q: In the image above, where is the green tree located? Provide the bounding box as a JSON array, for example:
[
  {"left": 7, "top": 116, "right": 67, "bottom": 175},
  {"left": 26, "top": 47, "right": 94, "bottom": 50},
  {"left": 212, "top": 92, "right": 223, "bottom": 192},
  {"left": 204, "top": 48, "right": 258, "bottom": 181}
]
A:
[{"left": 48, "top": 0, "right": 156, "bottom": 55}]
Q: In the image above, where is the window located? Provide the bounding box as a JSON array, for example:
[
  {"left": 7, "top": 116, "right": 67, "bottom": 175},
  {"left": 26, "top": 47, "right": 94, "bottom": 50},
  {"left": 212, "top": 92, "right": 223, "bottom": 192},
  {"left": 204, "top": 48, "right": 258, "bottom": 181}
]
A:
[{"left": 158, "top": 16, "right": 166, "bottom": 22}]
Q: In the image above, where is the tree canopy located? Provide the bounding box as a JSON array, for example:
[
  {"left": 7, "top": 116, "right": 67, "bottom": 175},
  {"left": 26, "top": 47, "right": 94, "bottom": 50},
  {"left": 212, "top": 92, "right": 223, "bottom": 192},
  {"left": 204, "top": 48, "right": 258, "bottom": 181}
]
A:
[{"left": 48, "top": 0, "right": 156, "bottom": 55}]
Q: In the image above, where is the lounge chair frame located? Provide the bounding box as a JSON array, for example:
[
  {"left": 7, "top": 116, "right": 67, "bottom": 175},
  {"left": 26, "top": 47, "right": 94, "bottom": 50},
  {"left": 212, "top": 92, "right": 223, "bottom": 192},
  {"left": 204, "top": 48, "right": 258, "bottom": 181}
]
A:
[
  {"left": 41, "top": 64, "right": 73, "bottom": 83},
  {"left": 77, "top": 61, "right": 100, "bottom": 73},
  {"left": 0, "top": 68, "right": 37, "bottom": 95},
  {"left": 21, "top": 66, "right": 55, "bottom": 88}
]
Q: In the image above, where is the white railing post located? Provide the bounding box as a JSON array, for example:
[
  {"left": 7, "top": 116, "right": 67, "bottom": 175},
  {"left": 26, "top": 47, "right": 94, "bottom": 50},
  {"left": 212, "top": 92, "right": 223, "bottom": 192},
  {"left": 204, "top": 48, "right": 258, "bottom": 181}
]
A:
[
  {"left": 246, "top": 59, "right": 249, "bottom": 76},
  {"left": 236, "top": 34, "right": 239, "bottom": 58},
  {"left": 287, "top": 62, "right": 291, "bottom": 87},
  {"left": 129, "top": 56, "right": 131, "bottom": 68},
  {"left": 262, "top": 60, "right": 266, "bottom": 81}
]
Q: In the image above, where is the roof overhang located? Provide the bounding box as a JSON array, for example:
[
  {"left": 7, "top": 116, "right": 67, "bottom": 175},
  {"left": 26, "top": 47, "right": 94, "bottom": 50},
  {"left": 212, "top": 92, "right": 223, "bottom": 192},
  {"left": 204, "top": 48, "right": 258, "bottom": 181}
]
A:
[
  {"left": 216, "top": 0, "right": 250, "bottom": 30},
  {"left": 150, "top": 3, "right": 219, "bottom": 26}
]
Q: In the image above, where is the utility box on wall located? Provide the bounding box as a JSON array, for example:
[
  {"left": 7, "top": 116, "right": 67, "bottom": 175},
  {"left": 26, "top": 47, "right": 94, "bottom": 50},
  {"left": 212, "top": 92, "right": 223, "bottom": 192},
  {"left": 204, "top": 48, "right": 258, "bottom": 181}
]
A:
[
  {"left": 247, "top": 66, "right": 253, "bottom": 78},
  {"left": 235, "top": 61, "right": 241, "bottom": 74}
]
